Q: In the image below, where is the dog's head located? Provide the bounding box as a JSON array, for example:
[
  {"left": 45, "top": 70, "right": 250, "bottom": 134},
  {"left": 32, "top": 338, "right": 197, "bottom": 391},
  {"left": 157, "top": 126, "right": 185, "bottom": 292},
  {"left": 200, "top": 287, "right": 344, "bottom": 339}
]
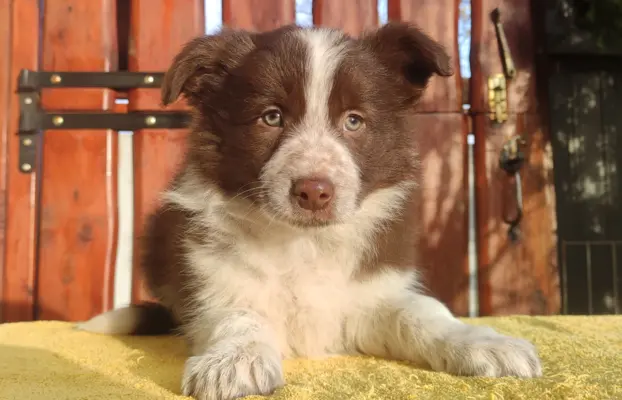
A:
[{"left": 162, "top": 23, "right": 452, "bottom": 227}]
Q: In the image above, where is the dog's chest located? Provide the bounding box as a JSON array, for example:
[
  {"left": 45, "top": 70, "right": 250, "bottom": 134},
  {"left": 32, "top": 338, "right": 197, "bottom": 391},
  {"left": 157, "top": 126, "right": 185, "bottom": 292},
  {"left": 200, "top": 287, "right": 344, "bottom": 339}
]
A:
[{"left": 196, "top": 231, "right": 363, "bottom": 358}]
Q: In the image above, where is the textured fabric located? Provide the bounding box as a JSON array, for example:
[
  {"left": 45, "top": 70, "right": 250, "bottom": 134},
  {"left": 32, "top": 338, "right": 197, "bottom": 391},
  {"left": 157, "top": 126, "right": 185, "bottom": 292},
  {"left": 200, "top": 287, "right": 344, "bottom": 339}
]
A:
[{"left": 0, "top": 316, "right": 621, "bottom": 400}]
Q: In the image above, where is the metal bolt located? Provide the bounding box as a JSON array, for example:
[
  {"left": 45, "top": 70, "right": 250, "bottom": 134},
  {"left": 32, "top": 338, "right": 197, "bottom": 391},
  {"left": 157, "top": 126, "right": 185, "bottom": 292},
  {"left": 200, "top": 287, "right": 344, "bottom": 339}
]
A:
[
  {"left": 24, "top": 97, "right": 33, "bottom": 105},
  {"left": 50, "top": 74, "right": 62, "bottom": 84},
  {"left": 21, "top": 163, "right": 32, "bottom": 172},
  {"left": 144, "top": 75, "right": 155, "bottom": 84},
  {"left": 52, "top": 116, "right": 64, "bottom": 126},
  {"left": 23, "top": 138, "right": 32, "bottom": 146},
  {"left": 145, "top": 116, "right": 157, "bottom": 126}
]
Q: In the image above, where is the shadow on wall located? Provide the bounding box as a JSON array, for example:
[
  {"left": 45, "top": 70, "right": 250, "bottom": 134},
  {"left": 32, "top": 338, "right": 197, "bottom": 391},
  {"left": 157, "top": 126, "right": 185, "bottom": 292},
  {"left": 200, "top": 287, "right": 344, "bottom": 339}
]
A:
[{"left": 413, "top": 113, "right": 470, "bottom": 316}]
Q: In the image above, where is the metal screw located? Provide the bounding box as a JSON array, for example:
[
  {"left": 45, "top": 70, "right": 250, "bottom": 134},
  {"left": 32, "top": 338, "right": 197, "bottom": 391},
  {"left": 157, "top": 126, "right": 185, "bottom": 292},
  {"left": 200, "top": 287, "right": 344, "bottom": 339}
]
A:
[
  {"left": 145, "top": 116, "right": 156, "bottom": 126},
  {"left": 23, "top": 138, "right": 32, "bottom": 146},
  {"left": 52, "top": 116, "right": 64, "bottom": 126},
  {"left": 144, "top": 75, "right": 155, "bottom": 84},
  {"left": 21, "top": 163, "right": 32, "bottom": 172},
  {"left": 24, "top": 97, "right": 33, "bottom": 105},
  {"left": 50, "top": 74, "right": 62, "bottom": 84}
]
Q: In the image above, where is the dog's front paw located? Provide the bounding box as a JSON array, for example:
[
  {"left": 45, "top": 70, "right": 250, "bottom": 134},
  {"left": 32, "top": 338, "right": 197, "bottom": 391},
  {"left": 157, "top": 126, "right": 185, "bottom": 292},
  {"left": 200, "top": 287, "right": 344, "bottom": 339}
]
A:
[
  {"left": 182, "top": 340, "right": 284, "bottom": 400},
  {"left": 431, "top": 325, "right": 542, "bottom": 378}
]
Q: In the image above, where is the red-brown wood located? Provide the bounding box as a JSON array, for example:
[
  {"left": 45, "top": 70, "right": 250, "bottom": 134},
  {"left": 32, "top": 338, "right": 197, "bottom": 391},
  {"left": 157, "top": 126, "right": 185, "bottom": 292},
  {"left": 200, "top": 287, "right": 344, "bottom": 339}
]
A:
[
  {"left": 0, "top": 0, "right": 11, "bottom": 322},
  {"left": 470, "top": 0, "right": 559, "bottom": 315},
  {"left": 36, "top": 0, "right": 118, "bottom": 321},
  {"left": 389, "top": 0, "right": 468, "bottom": 315},
  {"left": 223, "top": 0, "right": 295, "bottom": 31},
  {"left": 389, "top": 0, "right": 463, "bottom": 112},
  {"left": 313, "top": 0, "right": 378, "bottom": 36},
  {"left": 129, "top": 0, "right": 204, "bottom": 303},
  {"left": 1, "top": 0, "right": 41, "bottom": 322}
]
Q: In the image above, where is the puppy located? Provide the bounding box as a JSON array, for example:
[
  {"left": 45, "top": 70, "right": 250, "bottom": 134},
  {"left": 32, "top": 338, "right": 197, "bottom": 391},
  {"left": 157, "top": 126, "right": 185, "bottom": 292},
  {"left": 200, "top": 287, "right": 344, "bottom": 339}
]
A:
[{"left": 79, "top": 23, "right": 542, "bottom": 400}]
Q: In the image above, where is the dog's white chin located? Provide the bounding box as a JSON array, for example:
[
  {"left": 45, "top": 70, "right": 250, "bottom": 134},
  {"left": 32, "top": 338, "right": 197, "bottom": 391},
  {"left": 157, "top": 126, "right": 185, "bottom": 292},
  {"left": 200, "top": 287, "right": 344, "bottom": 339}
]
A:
[{"left": 259, "top": 202, "right": 348, "bottom": 229}]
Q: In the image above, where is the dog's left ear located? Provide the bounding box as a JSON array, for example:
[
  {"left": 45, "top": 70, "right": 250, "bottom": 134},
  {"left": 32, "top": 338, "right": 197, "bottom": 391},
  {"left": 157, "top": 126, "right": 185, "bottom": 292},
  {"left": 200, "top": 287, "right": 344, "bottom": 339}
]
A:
[{"left": 362, "top": 22, "right": 453, "bottom": 92}]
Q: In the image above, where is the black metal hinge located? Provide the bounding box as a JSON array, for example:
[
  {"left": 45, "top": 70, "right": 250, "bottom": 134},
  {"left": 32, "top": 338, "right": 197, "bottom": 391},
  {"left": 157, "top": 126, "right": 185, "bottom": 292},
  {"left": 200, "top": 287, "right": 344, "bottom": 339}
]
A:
[{"left": 16, "top": 69, "right": 191, "bottom": 173}]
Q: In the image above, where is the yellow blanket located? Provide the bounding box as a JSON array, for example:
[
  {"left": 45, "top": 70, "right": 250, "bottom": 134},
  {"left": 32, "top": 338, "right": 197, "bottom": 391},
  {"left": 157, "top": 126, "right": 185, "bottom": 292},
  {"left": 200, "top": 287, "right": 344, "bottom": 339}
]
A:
[{"left": 1, "top": 316, "right": 621, "bottom": 400}]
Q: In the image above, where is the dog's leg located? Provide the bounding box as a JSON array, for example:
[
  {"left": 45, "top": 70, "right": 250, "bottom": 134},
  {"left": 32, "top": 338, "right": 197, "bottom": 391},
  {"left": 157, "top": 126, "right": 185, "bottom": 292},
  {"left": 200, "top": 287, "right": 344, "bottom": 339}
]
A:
[
  {"left": 345, "top": 291, "right": 542, "bottom": 378},
  {"left": 181, "top": 309, "right": 284, "bottom": 400}
]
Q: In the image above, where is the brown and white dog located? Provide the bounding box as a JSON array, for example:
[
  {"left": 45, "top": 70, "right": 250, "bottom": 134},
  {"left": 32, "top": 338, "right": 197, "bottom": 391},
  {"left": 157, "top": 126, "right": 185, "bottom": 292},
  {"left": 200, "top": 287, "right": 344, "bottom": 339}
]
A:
[{"left": 78, "top": 23, "right": 542, "bottom": 400}]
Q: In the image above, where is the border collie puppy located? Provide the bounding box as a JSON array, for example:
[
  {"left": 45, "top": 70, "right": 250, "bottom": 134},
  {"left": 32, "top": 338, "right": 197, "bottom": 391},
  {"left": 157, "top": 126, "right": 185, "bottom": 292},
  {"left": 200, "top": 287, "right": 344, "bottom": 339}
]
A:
[{"left": 79, "top": 23, "right": 542, "bottom": 400}]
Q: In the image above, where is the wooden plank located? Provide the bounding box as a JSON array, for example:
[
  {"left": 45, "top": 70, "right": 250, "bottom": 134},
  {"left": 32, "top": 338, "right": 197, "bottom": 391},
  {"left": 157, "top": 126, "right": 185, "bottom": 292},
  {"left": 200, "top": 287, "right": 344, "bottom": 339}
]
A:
[
  {"left": 413, "top": 114, "right": 469, "bottom": 315},
  {"left": 129, "top": 0, "right": 204, "bottom": 303},
  {"left": 223, "top": 0, "right": 295, "bottom": 31},
  {"left": 36, "top": 0, "right": 118, "bottom": 321},
  {"left": 388, "top": 0, "right": 468, "bottom": 315},
  {"left": 0, "top": 0, "right": 11, "bottom": 322},
  {"left": 1, "top": 0, "right": 41, "bottom": 322},
  {"left": 313, "top": 0, "right": 378, "bottom": 36},
  {"left": 470, "top": 0, "right": 559, "bottom": 315}
]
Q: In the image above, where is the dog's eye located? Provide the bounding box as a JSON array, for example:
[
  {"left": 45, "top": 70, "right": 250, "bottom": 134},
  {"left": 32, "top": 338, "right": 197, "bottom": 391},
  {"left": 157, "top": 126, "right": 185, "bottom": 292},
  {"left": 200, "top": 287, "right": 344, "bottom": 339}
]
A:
[
  {"left": 261, "top": 109, "right": 283, "bottom": 127},
  {"left": 343, "top": 114, "right": 364, "bottom": 132}
]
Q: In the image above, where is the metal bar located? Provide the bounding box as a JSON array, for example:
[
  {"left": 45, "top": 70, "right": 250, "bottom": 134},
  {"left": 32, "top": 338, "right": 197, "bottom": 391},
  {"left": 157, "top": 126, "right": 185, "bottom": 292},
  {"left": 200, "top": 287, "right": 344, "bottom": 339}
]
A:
[
  {"left": 613, "top": 243, "right": 620, "bottom": 314},
  {"left": 562, "top": 241, "right": 568, "bottom": 314},
  {"left": 586, "top": 243, "right": 593, "bottom": 314},
  {"left": 18, "top": 112, "right": 190, "bottom": 134},
  {"left": 18, "top": 132, "right": 39, "bottom": 173},
  {"left": 17, "top": 69, "right": 165, "bottom": 91},
  {"left": 467, "top": 130, "right": 478, "bottom": 318}
]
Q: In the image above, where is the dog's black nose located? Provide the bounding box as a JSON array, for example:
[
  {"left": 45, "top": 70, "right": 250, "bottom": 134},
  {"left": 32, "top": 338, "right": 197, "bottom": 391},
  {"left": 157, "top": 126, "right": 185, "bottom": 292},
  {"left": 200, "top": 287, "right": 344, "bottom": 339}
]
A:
[{"left": 291, "top": 178, "right": 334, "bottom": 211}]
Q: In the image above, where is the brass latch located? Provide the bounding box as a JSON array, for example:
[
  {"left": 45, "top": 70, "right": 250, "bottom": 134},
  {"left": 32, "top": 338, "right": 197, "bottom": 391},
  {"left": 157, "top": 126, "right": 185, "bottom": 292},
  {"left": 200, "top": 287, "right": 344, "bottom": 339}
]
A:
[
  {"left": 488, "top": 73, "right": 508, "bottom": 123},
  {"left": 487, "top": 8, "right": 515, "bottom": 124}
]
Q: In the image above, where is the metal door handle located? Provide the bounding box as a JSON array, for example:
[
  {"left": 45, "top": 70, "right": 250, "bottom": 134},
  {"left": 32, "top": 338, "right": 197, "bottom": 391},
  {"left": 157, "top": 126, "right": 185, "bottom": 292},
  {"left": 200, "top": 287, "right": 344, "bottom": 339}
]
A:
[{"left": 499, "top": 136, "right": 526, "bottom": 242}]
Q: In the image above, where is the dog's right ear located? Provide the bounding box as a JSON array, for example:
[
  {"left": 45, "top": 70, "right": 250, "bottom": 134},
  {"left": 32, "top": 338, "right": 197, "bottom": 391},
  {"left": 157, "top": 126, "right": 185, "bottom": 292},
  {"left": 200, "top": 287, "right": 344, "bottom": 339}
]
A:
[{"left": 161, "top": 29, "right": 255, "bottom": 107}]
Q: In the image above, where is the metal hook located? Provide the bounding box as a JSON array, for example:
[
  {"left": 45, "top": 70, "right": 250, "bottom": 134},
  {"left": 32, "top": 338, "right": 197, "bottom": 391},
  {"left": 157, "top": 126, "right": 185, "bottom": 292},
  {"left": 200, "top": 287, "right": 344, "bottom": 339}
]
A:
[{"left": 499, "top": 136, "right": 526, "bottom": 242}]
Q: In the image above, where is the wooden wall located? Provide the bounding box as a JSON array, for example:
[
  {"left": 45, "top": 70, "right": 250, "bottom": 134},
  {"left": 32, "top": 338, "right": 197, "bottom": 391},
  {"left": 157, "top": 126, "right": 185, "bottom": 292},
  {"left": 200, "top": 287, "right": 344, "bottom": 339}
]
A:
[{"left": 0, "top": 0, "right": 558, "bottom": 322}]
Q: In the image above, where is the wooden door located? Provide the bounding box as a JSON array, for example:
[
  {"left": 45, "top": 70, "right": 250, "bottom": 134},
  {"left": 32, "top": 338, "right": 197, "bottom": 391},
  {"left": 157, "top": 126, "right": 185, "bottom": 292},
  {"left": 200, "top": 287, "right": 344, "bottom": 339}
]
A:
[{"left": 470, "top": 0, "right": 559, "bottom": 315}]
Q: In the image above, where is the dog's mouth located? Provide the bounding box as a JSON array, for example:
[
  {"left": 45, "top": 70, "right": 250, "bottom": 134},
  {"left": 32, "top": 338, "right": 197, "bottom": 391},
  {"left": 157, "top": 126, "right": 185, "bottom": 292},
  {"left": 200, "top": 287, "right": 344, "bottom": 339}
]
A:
[
  {"left": 259, "top": 200, "right": 340, "bottom": 228},
  {"left": 288, "top": 208, "right": 338, "bottom": 228}
]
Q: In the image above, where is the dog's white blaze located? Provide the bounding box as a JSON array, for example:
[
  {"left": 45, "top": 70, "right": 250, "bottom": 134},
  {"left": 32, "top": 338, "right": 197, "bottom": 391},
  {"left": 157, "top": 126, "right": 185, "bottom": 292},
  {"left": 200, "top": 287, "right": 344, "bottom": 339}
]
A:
[
  {"left": 298, "top": 28, "right": 346, "bottom": 128},
  {"left": 259, "top": 29, "right": 362, "bottom": 220}
]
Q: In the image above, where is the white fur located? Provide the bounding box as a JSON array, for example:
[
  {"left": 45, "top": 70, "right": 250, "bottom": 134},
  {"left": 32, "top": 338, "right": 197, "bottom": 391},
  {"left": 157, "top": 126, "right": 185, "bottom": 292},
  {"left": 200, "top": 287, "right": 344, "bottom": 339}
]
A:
[
  {"left": 168, "top": 169, "right": 541, "bottom": 400},
  {"left": 168, "top": 168, "right": 415, "bottom": 359},
  {"left": 76, "top": 306, "right": 142, "bottom": 334}
]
